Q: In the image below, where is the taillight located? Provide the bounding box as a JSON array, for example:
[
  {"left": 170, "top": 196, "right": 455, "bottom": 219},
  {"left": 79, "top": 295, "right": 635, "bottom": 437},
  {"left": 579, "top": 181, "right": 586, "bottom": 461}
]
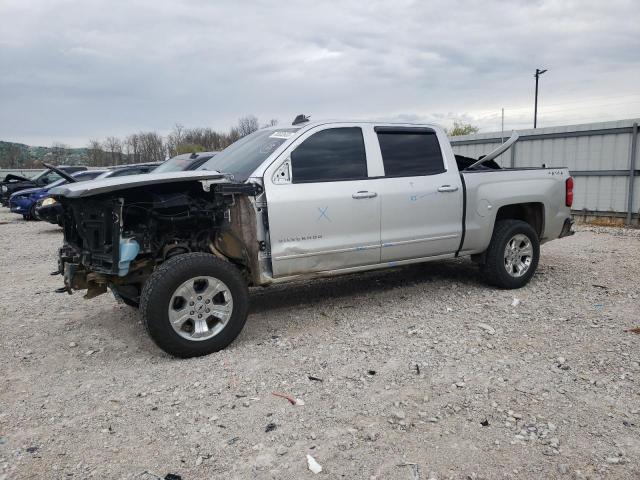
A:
[{"left": 565, "top": 177, "right": 574, "bottom": 207}]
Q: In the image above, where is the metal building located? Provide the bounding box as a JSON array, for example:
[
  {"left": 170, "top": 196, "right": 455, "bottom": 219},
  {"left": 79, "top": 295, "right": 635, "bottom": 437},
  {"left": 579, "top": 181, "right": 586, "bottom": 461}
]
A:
[{"left": 450, "top": 118, "right": 640, "bottom": 225}]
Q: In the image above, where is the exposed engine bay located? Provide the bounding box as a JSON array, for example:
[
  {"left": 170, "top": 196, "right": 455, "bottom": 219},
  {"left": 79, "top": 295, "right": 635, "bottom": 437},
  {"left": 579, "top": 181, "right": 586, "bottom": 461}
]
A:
[{"left": 56, "top": 180, "right": 263, "bottom": 303}]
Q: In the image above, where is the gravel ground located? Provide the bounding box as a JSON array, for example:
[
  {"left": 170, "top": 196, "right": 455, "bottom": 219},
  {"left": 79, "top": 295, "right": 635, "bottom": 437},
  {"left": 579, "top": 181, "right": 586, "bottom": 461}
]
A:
[{"left": 1, "top": 207, "right": 639, "bottom": 480}]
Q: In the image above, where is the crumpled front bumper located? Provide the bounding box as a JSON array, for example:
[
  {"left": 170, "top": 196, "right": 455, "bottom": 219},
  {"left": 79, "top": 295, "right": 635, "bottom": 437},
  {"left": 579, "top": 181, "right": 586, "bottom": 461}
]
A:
[
  {"left": 9, "top": 196, "right": 33, "bottom": 214},
  {"left": 58, "top": 244, "right": 87, "bottom": 291}
]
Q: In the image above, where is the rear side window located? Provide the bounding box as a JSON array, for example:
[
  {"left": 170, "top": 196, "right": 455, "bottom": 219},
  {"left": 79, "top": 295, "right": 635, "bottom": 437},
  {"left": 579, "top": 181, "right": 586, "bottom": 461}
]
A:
[
  {"left": 291, "top": 127, "right": 367, "bottom": 183},
  {"left": 376, "top": 128, "right": 445, "bottom": 177}
]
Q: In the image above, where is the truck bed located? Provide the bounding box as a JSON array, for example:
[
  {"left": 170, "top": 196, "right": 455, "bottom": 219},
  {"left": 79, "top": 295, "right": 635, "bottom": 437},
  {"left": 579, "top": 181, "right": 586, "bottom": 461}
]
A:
[{"left": 460, "top": 167, "right": 571, "bottom": 254}]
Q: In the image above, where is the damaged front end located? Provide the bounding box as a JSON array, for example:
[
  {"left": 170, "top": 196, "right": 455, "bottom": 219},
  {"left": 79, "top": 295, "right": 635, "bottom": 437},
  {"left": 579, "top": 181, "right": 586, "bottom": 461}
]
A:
[{"left": 53, "top": 173, "right": 263, "bottom": 304}]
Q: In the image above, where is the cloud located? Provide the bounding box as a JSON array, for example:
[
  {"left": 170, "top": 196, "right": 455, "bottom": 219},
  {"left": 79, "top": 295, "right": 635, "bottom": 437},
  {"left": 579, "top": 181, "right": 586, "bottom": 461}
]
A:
[{"left": 0, "top": 0, "right": 639, "bottom": 146}]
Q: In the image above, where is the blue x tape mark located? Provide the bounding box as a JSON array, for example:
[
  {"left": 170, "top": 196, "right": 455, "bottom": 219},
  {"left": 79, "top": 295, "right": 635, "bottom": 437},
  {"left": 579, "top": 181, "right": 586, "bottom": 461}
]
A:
[{"left": 317, "top": 206, "right": 332, "bottom": 222}]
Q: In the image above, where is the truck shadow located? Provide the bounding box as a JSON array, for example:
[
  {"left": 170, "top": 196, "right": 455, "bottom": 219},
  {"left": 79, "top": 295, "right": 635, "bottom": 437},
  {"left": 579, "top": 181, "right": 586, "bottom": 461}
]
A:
[
  {"left": 64, "top": 259, "right": 482, "bottom": 360},
  {"left": 249, "top": 258, "right": 481, "bottom": 313}
]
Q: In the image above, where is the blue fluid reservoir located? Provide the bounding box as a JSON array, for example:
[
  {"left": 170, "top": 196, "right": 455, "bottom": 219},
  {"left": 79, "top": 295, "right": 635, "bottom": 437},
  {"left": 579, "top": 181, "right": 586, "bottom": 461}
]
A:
[{"left": 118, "top": 237, "right": 140, "bottom": 276}]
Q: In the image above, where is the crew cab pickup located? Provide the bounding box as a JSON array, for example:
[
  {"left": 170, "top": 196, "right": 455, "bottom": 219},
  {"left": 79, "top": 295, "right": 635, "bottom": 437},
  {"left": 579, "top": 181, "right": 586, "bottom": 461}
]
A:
[{"left": 50, "top": 118, "right": 574, "bottom": 357}]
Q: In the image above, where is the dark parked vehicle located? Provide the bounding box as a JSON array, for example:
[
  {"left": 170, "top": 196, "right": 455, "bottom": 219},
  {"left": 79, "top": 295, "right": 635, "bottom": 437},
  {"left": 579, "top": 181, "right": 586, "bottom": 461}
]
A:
[
  {"left": 31, "top": 170, "right": 108, "bottom": 222},
  {"left": 1, "top": 165, "right": 87, "bottom": 206},
  {"left": 36, "top": 163, "right": 160, "bottom": 225},
  {"left": 11, "top": 169, "right": 106, "bottom": 220},
  {"left": 153, "top": 152, "right": 217, "bottom": 173},
  {"left": 94, "top": 162, "right": 161, "bottom": 180}
]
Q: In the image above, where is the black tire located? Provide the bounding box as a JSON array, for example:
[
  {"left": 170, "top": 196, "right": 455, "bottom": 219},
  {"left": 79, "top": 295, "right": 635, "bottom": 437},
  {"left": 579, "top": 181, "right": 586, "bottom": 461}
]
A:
[
  {"left": 120, "top": 296, "right": 139, "bottom": 308},
  {"left": 111, "top": 285, "right": 140, "bottom": 308},
  {"left": 481, "top": 219, "right": 540, "bottom": 289},
  {"left": 140, "top": 253, "right": 249, "bottom": 358},
  {"left": 28, "top": 203, "right": 38, "bottom": 221}
]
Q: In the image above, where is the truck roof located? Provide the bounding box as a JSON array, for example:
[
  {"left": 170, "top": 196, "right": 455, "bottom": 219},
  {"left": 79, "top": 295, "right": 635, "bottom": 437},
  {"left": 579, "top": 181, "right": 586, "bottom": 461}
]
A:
[{"left": 267, "top": 119, "right": 442, "bottom": 130}]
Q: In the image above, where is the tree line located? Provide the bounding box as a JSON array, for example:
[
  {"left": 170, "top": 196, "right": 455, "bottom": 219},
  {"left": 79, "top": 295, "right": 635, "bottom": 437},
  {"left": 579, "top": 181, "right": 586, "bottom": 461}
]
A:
[
  {"left": 0, "top": 115, "right": 274, "bottom": 169},
  {"left": 84, "top": 115, "right": 275, "bottom": 167},
  {"left": 84, "top": 118, "right": 477, "bottom": 167}
]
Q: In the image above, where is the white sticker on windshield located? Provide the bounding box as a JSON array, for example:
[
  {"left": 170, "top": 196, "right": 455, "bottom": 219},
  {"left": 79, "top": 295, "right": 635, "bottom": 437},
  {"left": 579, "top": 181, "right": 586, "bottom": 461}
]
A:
[{"left": 269, "top": 131, "right": 296, "bottom": 139}]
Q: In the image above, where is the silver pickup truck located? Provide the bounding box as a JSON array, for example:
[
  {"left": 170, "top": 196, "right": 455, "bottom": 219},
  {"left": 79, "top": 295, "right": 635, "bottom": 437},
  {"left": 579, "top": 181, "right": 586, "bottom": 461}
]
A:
[{"left": 51, "top": 118, "right": 574, "bottom": 357}]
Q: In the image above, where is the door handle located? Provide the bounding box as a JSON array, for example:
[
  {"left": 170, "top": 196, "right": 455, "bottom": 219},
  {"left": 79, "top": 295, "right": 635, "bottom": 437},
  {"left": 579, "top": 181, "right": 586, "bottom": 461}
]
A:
[
  {"left": 437, "top": 185, "right": 459, "bottom": 193},
  {"left": 352, "top": 191, "right": 378, "bottom": 199}
]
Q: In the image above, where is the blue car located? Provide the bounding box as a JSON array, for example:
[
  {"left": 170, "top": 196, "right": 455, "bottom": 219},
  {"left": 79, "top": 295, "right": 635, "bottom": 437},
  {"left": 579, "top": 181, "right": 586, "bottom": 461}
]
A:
[{"left": 9, "top": 169, "right": 106, "bottom": 220}]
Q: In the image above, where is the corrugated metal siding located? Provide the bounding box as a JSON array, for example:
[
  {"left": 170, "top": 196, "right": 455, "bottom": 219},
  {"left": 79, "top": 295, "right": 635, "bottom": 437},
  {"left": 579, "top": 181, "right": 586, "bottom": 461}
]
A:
[
  {"left": 573, "top": 176, "right": 629, "bottom": 212},
  {"left": 450, "top": 118, "right": 639, "bottom": 218}
]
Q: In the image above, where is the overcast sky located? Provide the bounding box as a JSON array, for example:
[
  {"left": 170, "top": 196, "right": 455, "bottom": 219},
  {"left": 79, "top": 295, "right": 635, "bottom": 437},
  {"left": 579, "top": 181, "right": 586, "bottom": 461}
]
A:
[{"left": 1, "top": 0, "right": 639, "bottom": 147}]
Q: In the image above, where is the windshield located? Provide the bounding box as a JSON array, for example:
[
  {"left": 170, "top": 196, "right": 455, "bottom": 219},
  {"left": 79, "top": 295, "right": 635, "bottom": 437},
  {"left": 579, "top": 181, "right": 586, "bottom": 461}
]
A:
[
  {"left": 198, "top": 128, "right": 299, "bottom": 181},
  {"left": 43, "top": 171, "right": 99, "bottom": 189},
  {"left": 155, "top": 154, "right": 213, "bottom": 173},
  {"left": 33, "top": 169, "right": 62, "bottom": 185}
]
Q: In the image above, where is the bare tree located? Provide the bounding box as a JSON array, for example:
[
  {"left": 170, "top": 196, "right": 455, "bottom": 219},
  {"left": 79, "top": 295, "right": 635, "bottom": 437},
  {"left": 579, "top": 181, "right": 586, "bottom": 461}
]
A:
[
  {"left": 166, "top": 123, "right": 186, "bottom": 157},
  {"left": 183, "top": 127, "right": 226, "bottom": 151},
  {"left": 103, "top": 136, "right": 123, "bottom": 166},
  {"left": 1, "top": 143, "right": 24, "bottom": 168},
  {"left": 137, "top": 132, "right": 165, "bottom": 163},
  {"left": 87, "top": 139, "right": 105, "bottom": 167},
  {"left": 227, "top": 126, "right": 241, "bottom": 144},
  {"left": 124, "top": 134, "right": 140, "bottom": 163},
  {"left": 237, "top": 115, "right": 259, "bottom": 138},
  {"left": 78, "top": 116, "right": 276, "bottom": 167},
  {"left": 262, "top": 118, "right": 278, "bottom": 128}
]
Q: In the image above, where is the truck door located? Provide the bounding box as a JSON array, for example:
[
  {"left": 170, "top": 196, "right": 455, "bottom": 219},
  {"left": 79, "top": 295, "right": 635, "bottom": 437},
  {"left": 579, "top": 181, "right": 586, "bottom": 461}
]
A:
[
  {"left": 264, "top": 125, "right": 381, "bottom": 277},
  {"left": 374, "top": 127, "right": 463, "bottom": 262}
]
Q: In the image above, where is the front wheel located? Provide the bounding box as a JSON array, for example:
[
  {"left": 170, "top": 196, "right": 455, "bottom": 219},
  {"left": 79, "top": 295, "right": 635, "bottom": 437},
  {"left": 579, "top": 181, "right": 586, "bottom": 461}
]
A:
[
  {"left": 28, "top": 203, "right": 38, "bottom": 221},
  {"left": 139, "top": 253, "right": 249, "bottom": 358},
  {"left": 481, "top": 219, "right": 540, "bottom": 289}
]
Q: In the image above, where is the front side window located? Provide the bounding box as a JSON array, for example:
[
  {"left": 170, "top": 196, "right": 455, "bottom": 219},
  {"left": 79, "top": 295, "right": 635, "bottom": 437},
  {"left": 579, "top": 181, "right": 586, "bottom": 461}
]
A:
[
  {"left": 291, "top": 127, "right": 367, "bottom": 183},
  {"left": 376, "top": 128, "right": 445, "bottom": 177}
]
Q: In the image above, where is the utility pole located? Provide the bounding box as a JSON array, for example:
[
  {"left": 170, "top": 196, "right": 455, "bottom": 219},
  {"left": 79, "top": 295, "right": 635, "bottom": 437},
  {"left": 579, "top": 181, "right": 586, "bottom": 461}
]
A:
[
  {"left": 534, "top": 68, "right": 547, "bottom": 128},
  {"left": 501, "top": 108, "right": 504, "bottom": 142}
]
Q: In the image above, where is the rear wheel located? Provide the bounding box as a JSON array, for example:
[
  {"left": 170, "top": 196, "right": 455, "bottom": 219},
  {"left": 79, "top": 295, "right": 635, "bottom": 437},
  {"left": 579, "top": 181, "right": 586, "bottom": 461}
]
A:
[
  {"left": 481, "top": 219, "right": 540, "bottom": 289},
  {"left": 140, "top": 253, "right": 249, "bottom": 358}
]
